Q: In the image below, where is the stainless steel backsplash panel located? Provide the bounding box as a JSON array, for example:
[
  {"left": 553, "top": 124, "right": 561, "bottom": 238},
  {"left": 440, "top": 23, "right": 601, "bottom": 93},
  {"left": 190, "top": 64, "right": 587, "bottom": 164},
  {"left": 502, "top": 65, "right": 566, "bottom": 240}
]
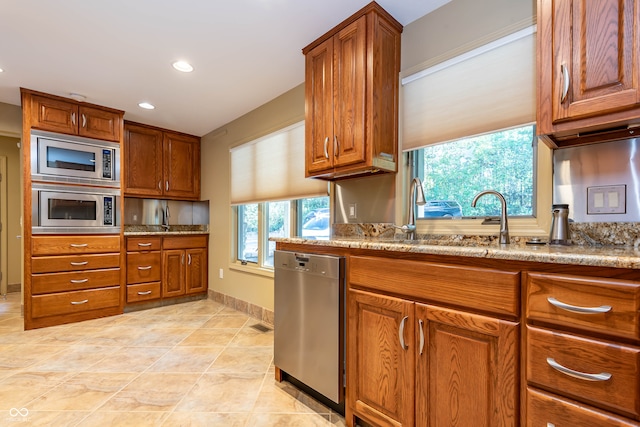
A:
[
  {"left": 553, "top": 138, "right": 640, "bottom": 223},
  {"left": 334, "top": 174, "right": 395, "bottom": 224},
  {"left": 124, "top": 198, "right": 210, "bottom": 225}
]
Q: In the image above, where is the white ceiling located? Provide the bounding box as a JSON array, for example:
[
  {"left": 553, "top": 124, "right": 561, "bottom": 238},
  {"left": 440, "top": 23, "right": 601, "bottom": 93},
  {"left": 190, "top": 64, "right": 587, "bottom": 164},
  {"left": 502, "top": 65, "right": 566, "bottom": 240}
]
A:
[{"left": 0, "top": 0, "right": 448, "bottom": 137}]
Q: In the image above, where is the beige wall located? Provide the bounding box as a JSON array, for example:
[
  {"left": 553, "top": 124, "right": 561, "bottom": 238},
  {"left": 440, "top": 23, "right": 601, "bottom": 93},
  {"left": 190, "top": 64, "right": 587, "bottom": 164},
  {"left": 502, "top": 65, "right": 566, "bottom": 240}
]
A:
[
  {"left": 201, "top": 0, "right": 536, "bottom": 311},
  {"left": 0, "top": 102, "right": 23, "bottom": 290},
  {"left": 0, "top": 135, "right": 22, "bottom": 285},
  {"left": 201, "top": 85, "right": 305, "bottom": 311}
]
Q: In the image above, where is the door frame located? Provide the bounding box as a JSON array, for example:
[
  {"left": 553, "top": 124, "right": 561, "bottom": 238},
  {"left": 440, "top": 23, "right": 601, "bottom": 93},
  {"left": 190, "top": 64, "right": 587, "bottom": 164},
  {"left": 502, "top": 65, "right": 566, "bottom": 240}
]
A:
[{"left": 0, "top": 155, "right": 7, "bottom": 295}]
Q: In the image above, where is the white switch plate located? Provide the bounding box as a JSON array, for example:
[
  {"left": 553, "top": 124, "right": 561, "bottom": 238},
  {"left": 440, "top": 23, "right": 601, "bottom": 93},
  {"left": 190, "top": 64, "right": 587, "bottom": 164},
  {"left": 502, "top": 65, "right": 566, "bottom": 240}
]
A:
[
  {"left": 587, "top": 185, "right": 626, "bottom": 214},
  {"left": 219, "top": 268, "right": 224, "bottom": 279},
  {"left": 348, "top": 203, "right": 357, "bottom": 219}
]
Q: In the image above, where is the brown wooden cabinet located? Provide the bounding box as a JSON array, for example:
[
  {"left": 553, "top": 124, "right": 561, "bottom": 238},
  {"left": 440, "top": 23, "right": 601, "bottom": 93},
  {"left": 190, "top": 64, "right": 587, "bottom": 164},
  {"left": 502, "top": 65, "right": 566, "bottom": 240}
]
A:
[
  {"left": 347, "top": 255, "right": 519, "bottom": 427},
  {"left": 524, "top": 272, "right": 640, "bottom": 424},
  {"left": 303, "top": 2, "right": 401, "bottom": 179},
  {"left": 125, "top": 236, "right": 162, "bottom": 303},
  {"left": 537, "top": 0, "right": 640, "bottom": 146},
  {"left": 27, "top": 90, "right": 122, "bottom": 142},
  {"left": 161, "top": 235, "right": 208, "bottom": 298},
  {"left": 124, "top": 121, "right": 201, "bottom": 200},
  {"left": 27, "top": 235, "right": 123, "bottom": 329}
]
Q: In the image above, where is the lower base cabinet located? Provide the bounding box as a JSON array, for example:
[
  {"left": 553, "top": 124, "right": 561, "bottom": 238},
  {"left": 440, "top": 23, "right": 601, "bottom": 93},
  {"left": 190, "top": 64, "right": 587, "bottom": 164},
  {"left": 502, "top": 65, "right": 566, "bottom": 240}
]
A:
[
  {"left": 162, "top": 236, "right": 208, "bottom": 298},
  {"left": 348, "top": 289, "right": 518, "bottom": 427},
  {"left": 126, "top": 235, "right": 208, "bottom": 304}
]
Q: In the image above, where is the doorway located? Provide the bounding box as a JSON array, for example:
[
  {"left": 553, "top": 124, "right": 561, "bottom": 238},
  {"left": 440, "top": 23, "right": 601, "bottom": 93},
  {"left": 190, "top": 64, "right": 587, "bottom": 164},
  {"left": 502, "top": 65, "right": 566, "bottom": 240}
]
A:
[{"left": 0, "top": 155, "right": 6, "bottom": 296}]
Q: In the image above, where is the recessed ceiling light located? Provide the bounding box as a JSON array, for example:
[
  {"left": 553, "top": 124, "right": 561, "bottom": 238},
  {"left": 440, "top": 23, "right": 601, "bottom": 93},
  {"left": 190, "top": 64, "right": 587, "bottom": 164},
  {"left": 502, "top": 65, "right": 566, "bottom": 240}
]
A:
[
  {"left": 0, "top": 68, "right": 4, "bottom": 73},
  {"left": 138, "top": 102, "right": 155, "bottom": 110},
  {"left": 172, "top": 61, "right": 194, "bottom": 73}
]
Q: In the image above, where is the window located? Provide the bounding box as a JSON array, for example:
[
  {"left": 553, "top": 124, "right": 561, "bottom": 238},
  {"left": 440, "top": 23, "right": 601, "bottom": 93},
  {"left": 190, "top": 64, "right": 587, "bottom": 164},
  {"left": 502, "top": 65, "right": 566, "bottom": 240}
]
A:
[
  {"left": 236, "top": 196, "right": 329, "bottom": 269},
  {"left": 414, "top": 124, "right": 536, "bottom": 219},
  {"left": 230, "top": 121, "right": 328, "bottom": 271}
]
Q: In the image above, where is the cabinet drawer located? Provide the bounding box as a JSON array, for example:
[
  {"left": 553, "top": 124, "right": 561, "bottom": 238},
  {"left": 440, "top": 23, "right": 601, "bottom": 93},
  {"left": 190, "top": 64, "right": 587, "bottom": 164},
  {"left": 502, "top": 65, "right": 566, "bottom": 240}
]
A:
[
  {"left": 126, "top": 252, "right": 161, "bottom": 284},
  {"left": 126, "top": 236, "right": 162, "bottom": 252},
  {"left": 32, "top": 235, "right": 121, "bottom": 255},
  {"left": 162, "top": 235, "right": 207, "bottom": 250},
  {"left": 126, "top": 282, "right": 161, "bottom": 303},
  {"left": 527, "top": 326, "right": 640, "bottom": 418},
  {"left": 31, "top": 268, "right": 120, "bottom": 294},
  {"left": 31, "top": 253, "right": 120, "bottom": 274},
  {"left": 31, "top": 286, "right": 120, "bottom": 319},
  {"left": 526, "top": 272, "right": 640, "bottom": 340},
  {"left": 349, "top": 256, "right": 520, "bottom": 317},
  {"left": 526, "top": 387, "right": 638, "bottom": 427}
]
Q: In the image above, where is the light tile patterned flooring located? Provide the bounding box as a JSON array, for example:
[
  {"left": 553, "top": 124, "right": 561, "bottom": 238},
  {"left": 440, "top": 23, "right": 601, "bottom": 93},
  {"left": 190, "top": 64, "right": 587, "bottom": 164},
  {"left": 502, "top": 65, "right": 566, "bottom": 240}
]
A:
[{"left": 0, "top": 293, "right": 346, "bottom": 426}]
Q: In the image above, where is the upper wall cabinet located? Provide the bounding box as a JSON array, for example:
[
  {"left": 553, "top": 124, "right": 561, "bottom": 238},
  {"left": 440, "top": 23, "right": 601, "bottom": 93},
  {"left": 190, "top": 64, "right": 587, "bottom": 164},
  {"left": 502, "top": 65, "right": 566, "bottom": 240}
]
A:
[
  {"left": 25, "top": 89, "right": 123, "bottom": 142},
  {"left": 303, "top": 2, "right": 402, "bottom": 179},
  {"left": 537, "top": 0, "right": 640, "bottom": 147},
  {"left": 124, "top": 121, "right": 201, "bottom": 200}
]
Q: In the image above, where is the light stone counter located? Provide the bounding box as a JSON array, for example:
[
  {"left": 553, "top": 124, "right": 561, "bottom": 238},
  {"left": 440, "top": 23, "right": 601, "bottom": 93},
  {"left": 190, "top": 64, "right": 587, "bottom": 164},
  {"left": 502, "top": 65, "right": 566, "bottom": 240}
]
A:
[
  {"left": 124, "top": 225, "right": 209, "bottom": 236},
  {"left": 273, "top": 237, "right": 640, "bottom": 270}
]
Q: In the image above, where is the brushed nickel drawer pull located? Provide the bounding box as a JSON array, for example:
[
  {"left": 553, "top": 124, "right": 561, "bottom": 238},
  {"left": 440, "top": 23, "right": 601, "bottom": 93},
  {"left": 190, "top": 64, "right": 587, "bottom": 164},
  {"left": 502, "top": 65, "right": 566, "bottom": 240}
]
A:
[
  {"left": 547, "top": 424, "right": 555, "bottom": 427},
  {"left": 547, "top": 297, "right": 612, "bottom": 314},
  {"left": 546, "top": 357, "right": 612, "bottom": 382},
  {"left": 70, "top": 243, "right": 88, "bottom": 248},
  {"left": 137, "top": 242, "right": 153, "bottom": 247},
  {"left": 418, "top": 319, "right": 425, "bottom": 355},
  {"left": 188, "top": 254, "right": 192, "bottom": 265},
  {"left": 399, "top": 316, "right": 409, "bottom": 350},
  {"left": 71, "top": 112, "right": 76, "bottom": 126},
  {"left": 70, "top": 278, "right": 89, "bottom": 284},
  {"left": 71, "top": 299, "right": 89, "bottom": 305},
  {"left": 560, "top": 64, "right": 570, "bottom": 103},
  {"left": 323, "top": 137, "right": 329, "bottom": 159},
  {"left": 137, "top": 265, "right": 152, "bottom": 270},
  {"left": 70, "top": 261, "right": 88, "bottom": 266},
  {"left": 137, "top": 290, "right": 153, "bottom": 295}
]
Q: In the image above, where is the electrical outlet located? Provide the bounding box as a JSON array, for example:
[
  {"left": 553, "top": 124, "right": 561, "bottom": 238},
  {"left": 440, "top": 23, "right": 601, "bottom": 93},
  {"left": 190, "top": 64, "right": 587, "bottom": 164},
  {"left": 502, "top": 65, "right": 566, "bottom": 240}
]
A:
[
  {"left": 219, "top": 268, "right": 224, "bottom": 279},
  {"left": 587, "top": 185, "right": 627, "bottom": 214},
  {"left": 348, "top": 203, "right": 357, "bottom": 219}
]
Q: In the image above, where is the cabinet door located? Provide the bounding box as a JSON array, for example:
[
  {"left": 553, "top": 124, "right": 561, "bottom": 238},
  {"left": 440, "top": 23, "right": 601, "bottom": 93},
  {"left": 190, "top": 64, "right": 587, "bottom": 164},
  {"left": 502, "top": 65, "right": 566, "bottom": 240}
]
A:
[
  {"left": 78, "top": 105, "right": 121, "bottom": 141},
  {"left": 30, "top": 95, "right": 78, "bottom": 134},
  {"left": 348, "top": 289, "right": 415, "bottom": 427},
  {"left": 547, "top": 0, "right": 640, "bottom": 124},
  {"left": 123, "top": 123, "right": 164, "bottom": 197},
  {"left": 332, "top": 16, "right": 367, "bottom": 168},
  {"left": 185, "top": 248, "right": 207, "bottom": 294},
  {"left": 305, "top": 37, "right": 335, "bottom": 175},
  {"left": 162, "top": 249, "right": 185, "bottom": 298},
  {"left": 415, "top": 304, "right": 518, "bottom": 427},
  {"left": 163, "top": 132, "right": 201, "bottom": 200}
]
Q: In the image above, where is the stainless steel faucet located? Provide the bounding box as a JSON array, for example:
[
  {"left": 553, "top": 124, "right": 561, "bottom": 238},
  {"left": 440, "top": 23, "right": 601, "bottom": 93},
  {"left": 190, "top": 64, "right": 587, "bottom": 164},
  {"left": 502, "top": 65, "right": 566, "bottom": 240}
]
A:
[
  {"left": 396, "top": 177, "right": 426, "bottom": 240},
  {"left": 162, "top": 204, "right": 170, "bottom": 231},
  {"left": 471, "top": 190, "right": 509, "bottom": 244}
]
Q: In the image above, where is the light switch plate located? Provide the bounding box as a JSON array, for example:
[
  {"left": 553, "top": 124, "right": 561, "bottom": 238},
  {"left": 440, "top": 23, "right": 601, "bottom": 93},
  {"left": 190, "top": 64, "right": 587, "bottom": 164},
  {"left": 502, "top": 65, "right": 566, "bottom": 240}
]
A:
[{"left": 587, "top": 185, "right": 626, "bottom": 214}]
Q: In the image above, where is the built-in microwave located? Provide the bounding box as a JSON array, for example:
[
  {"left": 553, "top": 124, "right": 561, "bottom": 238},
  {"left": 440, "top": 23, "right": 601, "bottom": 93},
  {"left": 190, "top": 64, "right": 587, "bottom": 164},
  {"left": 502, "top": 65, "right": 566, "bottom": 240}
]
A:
[
  {"left": 31, "top": 130, "right": 120, "bottom": 187},
  {"left": 32, "top": 183, "right": 120, "bottom": 234}
]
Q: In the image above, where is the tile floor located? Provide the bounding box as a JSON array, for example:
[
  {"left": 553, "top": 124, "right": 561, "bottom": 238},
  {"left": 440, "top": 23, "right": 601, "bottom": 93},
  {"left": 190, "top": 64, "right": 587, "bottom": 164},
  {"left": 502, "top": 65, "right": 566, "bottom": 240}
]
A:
[{"left": 0, "top": 292, "right": 346, "bottom": 426}]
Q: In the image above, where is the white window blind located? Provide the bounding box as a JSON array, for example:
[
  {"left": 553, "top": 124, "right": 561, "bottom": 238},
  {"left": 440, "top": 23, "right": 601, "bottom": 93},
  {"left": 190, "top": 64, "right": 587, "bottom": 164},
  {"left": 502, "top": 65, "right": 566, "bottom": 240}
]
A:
[
  {"left": 230, "top": 121, "right": 327, "bottom": 205},
  {"left": 401, "top": 26, "right": 536, "bottom": 151}
]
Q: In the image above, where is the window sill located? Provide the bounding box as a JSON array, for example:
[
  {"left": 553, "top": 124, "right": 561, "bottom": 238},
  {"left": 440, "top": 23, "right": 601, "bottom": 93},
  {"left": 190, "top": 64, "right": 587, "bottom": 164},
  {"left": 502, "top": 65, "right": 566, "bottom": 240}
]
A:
[{"left": 229, "top": 262, "right": 274, "bottom": 278}]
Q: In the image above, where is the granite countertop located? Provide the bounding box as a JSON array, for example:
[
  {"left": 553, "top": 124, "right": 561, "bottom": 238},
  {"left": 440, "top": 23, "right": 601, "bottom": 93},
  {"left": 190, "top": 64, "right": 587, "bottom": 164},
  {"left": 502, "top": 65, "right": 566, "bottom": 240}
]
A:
[
  {"left": 273, "top": 236, "right": 640, "bottom": 270},
  {"left": 124, "top": 225, "right": 209, "bottom": 236}
]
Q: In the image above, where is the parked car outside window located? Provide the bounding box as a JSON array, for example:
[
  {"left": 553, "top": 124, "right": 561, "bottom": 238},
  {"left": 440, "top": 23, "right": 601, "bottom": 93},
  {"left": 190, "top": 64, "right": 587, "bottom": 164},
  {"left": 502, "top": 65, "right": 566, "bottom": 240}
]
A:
[
  {"left": 421, "top": 200, "right": 463, "bottom": 218},
  {"left": 301, "top": 209, "right": 330, "bottom": 240}
]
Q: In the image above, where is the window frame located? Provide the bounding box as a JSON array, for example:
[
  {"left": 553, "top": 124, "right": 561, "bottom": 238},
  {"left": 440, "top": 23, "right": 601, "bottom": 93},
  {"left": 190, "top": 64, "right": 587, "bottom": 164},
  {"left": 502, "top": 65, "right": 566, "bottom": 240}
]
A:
[{"left": 400, "top": 133, "right": 553, "bottom": 238}]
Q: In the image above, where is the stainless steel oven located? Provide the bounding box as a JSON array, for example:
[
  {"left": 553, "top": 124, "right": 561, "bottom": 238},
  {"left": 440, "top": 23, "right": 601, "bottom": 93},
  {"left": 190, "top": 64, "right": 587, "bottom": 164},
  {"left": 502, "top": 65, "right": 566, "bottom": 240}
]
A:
[
  {"left": 31, "top": 130, "right": 120, "bottom": 187},
  {"left": 32, "top": 183, "right": 120, "bottom": 234}
]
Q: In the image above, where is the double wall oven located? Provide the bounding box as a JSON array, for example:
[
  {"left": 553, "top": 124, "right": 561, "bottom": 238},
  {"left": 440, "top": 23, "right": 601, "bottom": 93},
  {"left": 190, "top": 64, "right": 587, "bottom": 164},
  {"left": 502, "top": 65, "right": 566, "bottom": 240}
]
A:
[{"left": 30, "top": 130, "right": 121, "bottom": 234}]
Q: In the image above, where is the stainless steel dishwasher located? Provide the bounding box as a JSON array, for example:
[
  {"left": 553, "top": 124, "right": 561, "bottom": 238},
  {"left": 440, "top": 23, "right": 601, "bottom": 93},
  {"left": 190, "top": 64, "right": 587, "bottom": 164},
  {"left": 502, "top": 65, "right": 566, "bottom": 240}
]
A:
[{"left": 274, "top": 250, "right": 345, "bottom": 406}]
